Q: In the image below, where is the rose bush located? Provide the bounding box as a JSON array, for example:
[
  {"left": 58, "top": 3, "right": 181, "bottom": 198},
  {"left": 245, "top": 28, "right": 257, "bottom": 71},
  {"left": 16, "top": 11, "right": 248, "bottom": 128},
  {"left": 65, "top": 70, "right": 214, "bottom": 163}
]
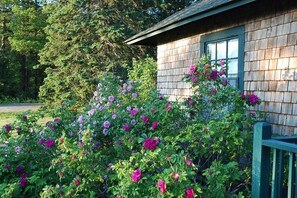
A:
[{"left": 0, "top": 57, "right": 266, "bottom": 197}]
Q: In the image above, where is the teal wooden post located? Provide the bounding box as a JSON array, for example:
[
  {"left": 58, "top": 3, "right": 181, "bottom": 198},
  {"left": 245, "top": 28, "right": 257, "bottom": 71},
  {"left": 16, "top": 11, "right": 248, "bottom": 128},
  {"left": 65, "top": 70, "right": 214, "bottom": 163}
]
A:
[{"left": 252, "top": 122, "right": 272, "bottom": 198}]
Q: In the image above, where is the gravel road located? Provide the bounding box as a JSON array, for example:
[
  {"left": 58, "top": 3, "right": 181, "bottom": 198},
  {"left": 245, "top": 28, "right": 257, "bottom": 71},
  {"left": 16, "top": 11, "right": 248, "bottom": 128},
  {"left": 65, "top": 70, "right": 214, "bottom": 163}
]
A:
[{"left": 0, "top": 103, "right": 43, "bottom": 112}]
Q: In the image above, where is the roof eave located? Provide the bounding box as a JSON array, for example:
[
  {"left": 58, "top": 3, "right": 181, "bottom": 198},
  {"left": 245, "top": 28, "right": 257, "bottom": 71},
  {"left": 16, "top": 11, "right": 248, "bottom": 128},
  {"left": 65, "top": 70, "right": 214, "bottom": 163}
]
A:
[{"left": 125, "top": 0, "right": 256, "bottom": 45}]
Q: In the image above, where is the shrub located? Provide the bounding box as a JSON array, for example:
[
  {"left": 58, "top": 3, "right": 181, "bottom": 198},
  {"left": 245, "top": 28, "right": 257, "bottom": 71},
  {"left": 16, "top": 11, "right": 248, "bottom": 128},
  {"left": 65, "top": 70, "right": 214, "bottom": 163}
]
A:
[{"left": 0, "top": 56, "right": 265, "bottom": 197}]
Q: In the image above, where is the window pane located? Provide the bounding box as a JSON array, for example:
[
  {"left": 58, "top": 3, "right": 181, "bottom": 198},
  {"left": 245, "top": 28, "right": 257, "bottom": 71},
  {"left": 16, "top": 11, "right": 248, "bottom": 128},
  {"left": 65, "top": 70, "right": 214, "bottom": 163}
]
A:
[
  {"left": 217, "top": 41, "right": 226, "bottom": 59},
  {"left": 227, "top": 59, "right": 238, "bottom": 77},
  {"left": 228, "top": 39, "right": 238, "bottom": 58},
  {"left": 207, "top": 43, "right": 216, "bottom": 60}
]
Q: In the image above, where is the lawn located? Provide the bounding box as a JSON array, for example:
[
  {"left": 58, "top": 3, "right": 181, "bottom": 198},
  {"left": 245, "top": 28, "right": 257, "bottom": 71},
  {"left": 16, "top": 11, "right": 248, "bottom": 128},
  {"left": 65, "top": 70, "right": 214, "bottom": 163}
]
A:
[{"left": 0, "top": 111, "right": 50, "bottom": 128}]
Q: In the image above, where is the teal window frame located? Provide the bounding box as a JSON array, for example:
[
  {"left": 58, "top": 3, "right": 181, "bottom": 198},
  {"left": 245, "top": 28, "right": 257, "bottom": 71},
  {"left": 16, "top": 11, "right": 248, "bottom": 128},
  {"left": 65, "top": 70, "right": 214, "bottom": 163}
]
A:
[{"left": 200, "top": 26, "right": 245, "bottom": 90}]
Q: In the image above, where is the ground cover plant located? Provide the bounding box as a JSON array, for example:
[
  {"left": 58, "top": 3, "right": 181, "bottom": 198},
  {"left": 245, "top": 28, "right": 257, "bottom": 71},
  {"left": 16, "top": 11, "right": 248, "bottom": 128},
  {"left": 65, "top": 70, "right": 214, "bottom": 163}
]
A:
[{"left": 0, "top": 58, "right": 265, "bottom": 197}]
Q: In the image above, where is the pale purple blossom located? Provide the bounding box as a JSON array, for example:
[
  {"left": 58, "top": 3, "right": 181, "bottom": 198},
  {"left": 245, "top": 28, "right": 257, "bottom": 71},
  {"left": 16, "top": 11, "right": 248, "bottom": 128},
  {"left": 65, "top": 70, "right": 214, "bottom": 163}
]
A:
[
  {"left": 94, "top": 91, "right": 98, "bottom": 97},
  {"left": 78, "top": 115, "right": 83, "bottom": 123},
  {"left": 103, "top": 121, "right": 110, "bottom": 128},
  {"left": 88, "top": 109, "right": 96, "bottom": 116},
  {"left": 103, "top": 129, "right": 108, "bottom": 135},
  {"left": 15, "top": 146, "right": 21, "bottom": 153},
  {"left": 99, "top": 106, "right": 104, "bottom": 111},
  {"left": 123, "top": 83, "right": 128, "bottom": 89},
  {"left": 126, "top": 106, "right": 131, "bottom": 112},
  {"left": 131, "top": 119, "right": 137, "bottom": 125},
  {"left": 132, "top": 93, "right": 137, "bottom": 98},
  {"left": 127, "top": 85, "right": 133, "bottom": 92},
  {"left": 122, "top": 90, "right": 127, "bottom": 94},
  {"left": 112, "top": 113, "right": 117, "bottom": 119},
  {"left": 108, "top": 95, "right": 115, "bottom": 102}
]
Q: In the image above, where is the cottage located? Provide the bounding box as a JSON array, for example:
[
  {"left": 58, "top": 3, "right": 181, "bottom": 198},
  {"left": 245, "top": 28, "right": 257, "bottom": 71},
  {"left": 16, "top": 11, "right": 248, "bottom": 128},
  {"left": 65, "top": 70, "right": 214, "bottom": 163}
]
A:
[{"left": 126, "top": 0, "right": 297, "bottom": 135}]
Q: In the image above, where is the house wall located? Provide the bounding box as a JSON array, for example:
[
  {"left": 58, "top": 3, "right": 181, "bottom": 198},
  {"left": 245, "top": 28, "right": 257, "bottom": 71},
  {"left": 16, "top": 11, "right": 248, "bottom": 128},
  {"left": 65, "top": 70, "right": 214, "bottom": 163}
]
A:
[{"left": 157, "top": 7, "right": 297, "bottom": 135}]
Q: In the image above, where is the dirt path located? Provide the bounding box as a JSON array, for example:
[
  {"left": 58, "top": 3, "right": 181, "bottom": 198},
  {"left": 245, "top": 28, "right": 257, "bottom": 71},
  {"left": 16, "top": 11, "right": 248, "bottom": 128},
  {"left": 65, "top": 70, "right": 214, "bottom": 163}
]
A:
[{"left": 0, "top": 103, "right": 43, "bottom": 112}]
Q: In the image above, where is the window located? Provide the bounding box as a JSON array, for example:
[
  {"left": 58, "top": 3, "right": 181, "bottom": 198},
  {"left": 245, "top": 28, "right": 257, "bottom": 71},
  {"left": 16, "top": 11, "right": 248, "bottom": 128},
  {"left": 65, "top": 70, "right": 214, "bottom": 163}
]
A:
[{"left": 200, "top": 26, "right": 245, "bottom": 90}]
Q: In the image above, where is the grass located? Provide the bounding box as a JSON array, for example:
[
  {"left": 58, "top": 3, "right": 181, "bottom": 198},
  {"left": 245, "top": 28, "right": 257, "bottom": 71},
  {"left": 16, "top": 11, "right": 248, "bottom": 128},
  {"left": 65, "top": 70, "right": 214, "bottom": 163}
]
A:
[{"left": 0, "top": 111, "right": 51, "bottom": 127}]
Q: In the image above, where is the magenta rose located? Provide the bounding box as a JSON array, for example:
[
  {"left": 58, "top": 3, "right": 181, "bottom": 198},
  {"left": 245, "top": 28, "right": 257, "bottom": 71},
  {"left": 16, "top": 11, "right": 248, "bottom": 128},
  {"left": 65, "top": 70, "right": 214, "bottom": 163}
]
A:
[
  {"left": 44, "top": 139, "right": 55, "bottom": 148},
  {"left": 210, "top": 70, "right": 219, "bottom": 79},
  {"left": 248, "top": 93, "right": 259, "bottom": 105},
  {"left": 185, "top": 188, "right": 195, "bottom": 198},
  {"left": 141, "top": 116, "right": 149, "bottom": 123},
  {"left": 143, "top": 138, "right": 158, "bottom": 150},
  {"left": 130, "top": 108, "right": 139, "bottom": 116},
  {"left": 4, "top": 124, "right": 11, "bottom": 132},
  {"left": 191, "top": 76, "right": 198, "bottom": 83},
  {"left": 19, "top": 177, "right": 28, "bottom": 188},
  {"left": 151, "top": 121, "right": 158, "bottom": 130},
  {"left": 131, "top": 168, "right": 142, "bottom": 182},
  {"left": 158, "top": 180, "right": 166, "bottom": 194},
  {"left": 122, "top": 125, "right": 130, "bottom": 132},
  {"left": 240, "top": 92, "right": 246, "bottom": 100},
  {"left": 54, "top": 117, "right": 61, "bottom": 123},
  {"left": 189, "top": 64, "right": 196, "bottom": 74}
]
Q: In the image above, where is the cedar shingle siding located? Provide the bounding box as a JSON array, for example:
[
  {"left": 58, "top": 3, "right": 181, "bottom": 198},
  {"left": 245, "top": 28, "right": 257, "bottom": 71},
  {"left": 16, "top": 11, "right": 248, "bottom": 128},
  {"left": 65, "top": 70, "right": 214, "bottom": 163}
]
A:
[{"left": 127, "top": 0, "right": 297, "bottom": 134}]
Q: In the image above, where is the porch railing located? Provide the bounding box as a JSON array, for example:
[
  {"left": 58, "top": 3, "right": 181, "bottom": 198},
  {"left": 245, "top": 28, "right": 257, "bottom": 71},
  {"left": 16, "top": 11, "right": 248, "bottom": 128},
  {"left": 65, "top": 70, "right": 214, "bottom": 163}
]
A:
[{"left": 252, "top": 122, "right": 297, "bottom": 198}]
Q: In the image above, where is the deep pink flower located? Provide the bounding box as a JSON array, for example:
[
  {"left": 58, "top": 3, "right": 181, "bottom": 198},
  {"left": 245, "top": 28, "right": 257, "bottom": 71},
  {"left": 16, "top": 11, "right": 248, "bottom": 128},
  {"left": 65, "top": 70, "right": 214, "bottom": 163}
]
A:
[
  {"left": 189, "top": 64, "right": 196, "bottom": 74},
  {"left": 54, "top": 117, "right": 61, "bottom": 123},
  {"left": 172, "top": 172, "right": 179, "bottom": 182},
  {"left": 241, "top": 92, "right": 246, "bottom": 100},
  {"left": 185, "top": 156, "right": 194, "bottom": 166},
  {"left": 38, "top": 138, "right": 45, "bottom": 144},
  {"left": 220, "top": 69, "right": 226, "bottom": 76},
  {"left": 4, "top": 164, "right": 11, "bottom": 170},
  {"left": 151, "top": 121, "right": 158, "bottom": 130},
  {"left": 122, "top": 125, "right": 130, "bottom": 132},
  {"left": 131, "top": 168, "right": 142, "bottom": 182},
  {"left": 130, "top": 108, "right": 139, "bottom": 116},
  {"left": 185, "top": 188, "right": 195, "bottom": 198},
  {"left": 50, "top": 125, "right": 55, "bottom": 131},
  {"left": 191, "top": 76, "right": 198, "bottom": 83},
  {"left": 210, "top": 70, "right": 219, "bottom": 79},
  {"left": 141, "top": 116, "right": 149, "bottom": 123},
  {"left": 4, "top": 124, "right": 11, "bottom": 132},
  {"left": 219, "top": 60, "right": 225, "bottom": 66},
  {"left": 75, "top": 178, "right": 80, "bottom": 186},
  {"left": 19, "top": 177, "right": 28, "bottom": 188},
  {"left": 209, "top": 88, "right": 217, "bottom": 95},
  {"left": 143, "top": 138, "right": 158, "bottom": 150},
  {"left": 21, "top": 173, "right": 28, "bottom": 178},
  {"left": 222, "top": 78, "right": 228, "bottom": 86},
  {"left": 248, "top": 94, "right": 259, "bottom": 105},
  {"left": 158, "top": 180, "right": 166, "bottom": 194},
  {"left": 165, "top": 102, "right": 171, "bottom": 112},
  {"left": 15, "top": 165, "right": 24, "bottom": 175},
  {"left": 44, "top": 139, "right": 55, "bottom": 148}
]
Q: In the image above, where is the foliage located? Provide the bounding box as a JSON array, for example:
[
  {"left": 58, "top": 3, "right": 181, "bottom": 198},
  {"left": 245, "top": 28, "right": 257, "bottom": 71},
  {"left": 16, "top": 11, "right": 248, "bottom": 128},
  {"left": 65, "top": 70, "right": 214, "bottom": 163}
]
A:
[
  {"left": 127, "top": 57, "right": 157, "bottom": 94},
  {"left": 0, "top": 0, "right": 47, "bottom": 99},
  {"left": 0, "top": 57, "right": 265, "bottom": 197}
]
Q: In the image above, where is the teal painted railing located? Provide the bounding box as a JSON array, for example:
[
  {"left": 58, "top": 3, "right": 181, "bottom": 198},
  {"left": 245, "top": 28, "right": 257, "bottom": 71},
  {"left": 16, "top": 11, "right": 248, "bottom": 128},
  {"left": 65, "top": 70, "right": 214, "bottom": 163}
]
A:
[{"left": 252, "top": 122, "right": 297, "bottom": 198}]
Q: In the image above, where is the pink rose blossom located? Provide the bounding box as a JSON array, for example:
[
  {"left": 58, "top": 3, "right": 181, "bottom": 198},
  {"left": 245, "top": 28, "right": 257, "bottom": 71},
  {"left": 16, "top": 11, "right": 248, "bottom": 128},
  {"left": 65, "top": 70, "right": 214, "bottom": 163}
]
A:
[
  {"left": 130, "top": 108, "right": 139, "bottom": 116},
  {"left": 191, "top": 76, "right": 198, "bottom": 83},
  {"left": 219, "top": 59, "right": 225, "bottom": 66},
  {"left": 141, "top": 116, "right": 149, "bottom": 123},
  {"left": 220, "top": 69, "right": 226, "bottom": 76},
  {"left": 240, "top": 92, "right": 246, "bottom": 100},
  {"left": 151, "top": 121, "right": 158, "bottom": 130},
  {"left": 131, "top": 168, "right": 142, "bottom": 182},
  {"left": 185, "top": 156, "right": 195, "bottom": 166},
  {"left": 54, "top": 117, "right": 61, "bottom": 123},
  {"left": 210, "top": 70, "right": 219, "bottom": 79},
  {"left": 4, "top": 124, "right": 11, "bottom": 132},
  {"left": 122, "top": 125, "right": 130, "bottom": 132},
  {"left": 143, "top": 138, "right": 158, "bottom": 150},
  {"left": 44, "top": 139, "right": 55, "bottom": 148},
  {"left": 158, "top": 180, "right": 166, "bottom": 194},
  {"left": 185, "top": 188, "right": 195, "bottom": 198},
  {"left": 248, "top": 93, "right": 259, "bottom": 105},
  {"left": 189, "top": 64, "right": 196, "bottom": 74},
  {"left": 172, "top": 172, "right": 179, "bottom": 182},
  {"left": 75, "top": 178, "right": 80, "bottom": 186}
]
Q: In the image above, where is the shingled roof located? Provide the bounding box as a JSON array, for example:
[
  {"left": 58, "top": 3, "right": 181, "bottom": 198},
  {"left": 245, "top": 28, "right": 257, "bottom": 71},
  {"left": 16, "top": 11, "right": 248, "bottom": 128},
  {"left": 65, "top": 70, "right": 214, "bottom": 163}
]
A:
[{"left": 125, "top": 0, "right": 256, "bottom": 45}]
